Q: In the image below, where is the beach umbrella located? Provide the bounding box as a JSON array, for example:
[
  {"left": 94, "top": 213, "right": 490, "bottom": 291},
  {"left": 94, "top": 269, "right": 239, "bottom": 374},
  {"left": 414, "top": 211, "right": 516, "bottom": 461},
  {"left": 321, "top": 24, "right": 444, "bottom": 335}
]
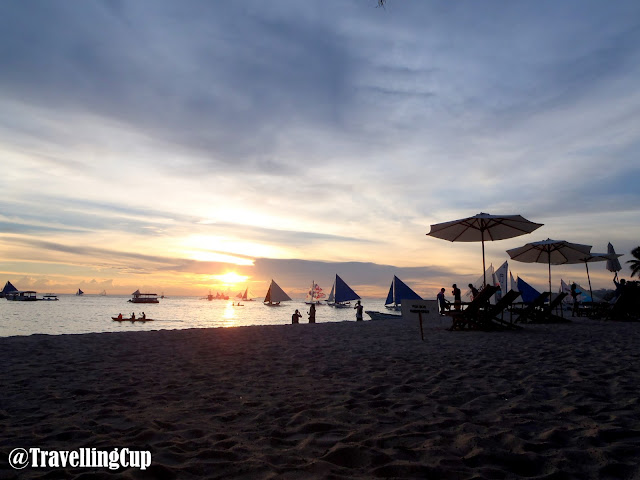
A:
[
  {"left": 607, "top": 242, "right": 623, "bottom": 277},
  {"left": 506, "top": 239, "right": 592, "bottom": 295},
  {"left": 568, "top": 253, "right": 623, "bottom": 301},
  {"left": 426, "top": 212, "right": 543, "bottom": 286}
]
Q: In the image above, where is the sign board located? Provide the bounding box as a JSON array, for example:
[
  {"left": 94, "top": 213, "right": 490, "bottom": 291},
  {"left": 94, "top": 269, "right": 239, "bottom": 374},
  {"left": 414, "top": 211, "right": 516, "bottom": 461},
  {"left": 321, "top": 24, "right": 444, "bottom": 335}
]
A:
[{"left": 401, "top": 299, "right": 435, "bottom": 322}]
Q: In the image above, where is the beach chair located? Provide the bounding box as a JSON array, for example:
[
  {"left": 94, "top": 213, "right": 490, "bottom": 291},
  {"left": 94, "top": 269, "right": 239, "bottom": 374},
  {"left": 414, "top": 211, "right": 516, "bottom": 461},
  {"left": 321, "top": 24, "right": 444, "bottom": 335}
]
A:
[
  {"left": 446, "top": 285, "right": 499, "bottom": 331},
  {"left": 531, "top": 292, "right": 570, "bottom": 323},
  {"left": 512, "top": 292, "right": 550, "bottom": 324},
  {"left": 604, "top": 282, "right": 640, "bottom": 322},
  {"left": 485, "top": 289, "right": 523, "bottom": 330}
]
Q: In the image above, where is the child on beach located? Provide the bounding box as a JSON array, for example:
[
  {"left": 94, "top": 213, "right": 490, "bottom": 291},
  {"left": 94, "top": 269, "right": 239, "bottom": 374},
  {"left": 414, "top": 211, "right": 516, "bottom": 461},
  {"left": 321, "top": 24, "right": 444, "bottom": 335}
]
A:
[{"left": 292, "top": 309, "right": 302, "bottom": 324}]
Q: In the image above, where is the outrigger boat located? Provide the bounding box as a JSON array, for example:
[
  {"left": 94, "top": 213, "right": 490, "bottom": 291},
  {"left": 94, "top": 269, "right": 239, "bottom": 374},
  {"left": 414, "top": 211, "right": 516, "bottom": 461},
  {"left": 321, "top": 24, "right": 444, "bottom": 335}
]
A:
[
  {"left": 263, "top": 279, "right": 291, "bottom": 306},
  {"left": 112, "top": 315, "right": 154, "bottom": 322},
  {"left": 327, "top": 274, "right": 360, "bottom": 308},
  {"left": 384, "top": 275, "right": 422, "bottom": 310}
]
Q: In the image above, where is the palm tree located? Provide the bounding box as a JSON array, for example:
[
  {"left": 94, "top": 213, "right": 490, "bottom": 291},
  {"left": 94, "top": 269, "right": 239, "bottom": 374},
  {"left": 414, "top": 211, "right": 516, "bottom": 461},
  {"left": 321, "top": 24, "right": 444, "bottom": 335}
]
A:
[{"left": 628, "top": 246, "right": 640, "bottom": 278}]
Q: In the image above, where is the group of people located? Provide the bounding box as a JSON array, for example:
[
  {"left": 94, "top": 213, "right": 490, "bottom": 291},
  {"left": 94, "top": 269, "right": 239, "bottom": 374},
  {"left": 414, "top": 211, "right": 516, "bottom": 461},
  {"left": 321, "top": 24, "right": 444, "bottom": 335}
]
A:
[
  {"left": 291, "top": 300, "right": 364, "bottom": 324},
  {"left": 116, "top": 312, "right": 146, "bottom": 320},
  {"left": 437, "top": 283, "right": 479, "bottom": 315}
]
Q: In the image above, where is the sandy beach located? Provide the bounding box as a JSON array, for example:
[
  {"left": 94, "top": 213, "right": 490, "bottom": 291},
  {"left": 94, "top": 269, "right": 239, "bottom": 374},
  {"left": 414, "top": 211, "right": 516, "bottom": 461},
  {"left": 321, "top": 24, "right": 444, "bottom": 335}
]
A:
[{"left": 1, "top": 314, "right": 640, "bottom": 479}]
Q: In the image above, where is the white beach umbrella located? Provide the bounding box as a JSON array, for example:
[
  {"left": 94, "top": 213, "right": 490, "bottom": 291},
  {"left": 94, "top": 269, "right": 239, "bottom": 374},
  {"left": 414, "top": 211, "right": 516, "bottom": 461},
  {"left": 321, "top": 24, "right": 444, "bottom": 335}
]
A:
[
  {"left": 427, "top": 213, "right": 543, "bottom": 286},
  {"left": 606, "top": 242, "right": 623, "bottom": 276},
  {"left": 506, "top": 239, "right": 592, "bottom": 295}
]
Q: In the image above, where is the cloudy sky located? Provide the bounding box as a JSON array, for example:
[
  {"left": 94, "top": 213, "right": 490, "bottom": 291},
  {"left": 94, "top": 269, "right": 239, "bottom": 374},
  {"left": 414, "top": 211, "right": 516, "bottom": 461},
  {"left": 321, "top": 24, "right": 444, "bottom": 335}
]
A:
[{"left": 1, "top": 0, "right": 639, "bottom": 297}]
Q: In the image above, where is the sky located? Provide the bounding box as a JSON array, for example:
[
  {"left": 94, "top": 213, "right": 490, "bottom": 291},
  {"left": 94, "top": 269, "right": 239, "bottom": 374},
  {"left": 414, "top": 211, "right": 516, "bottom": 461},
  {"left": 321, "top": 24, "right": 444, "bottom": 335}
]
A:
[{"left": 1, "top": 0, "right": 639, "bottom": 298}]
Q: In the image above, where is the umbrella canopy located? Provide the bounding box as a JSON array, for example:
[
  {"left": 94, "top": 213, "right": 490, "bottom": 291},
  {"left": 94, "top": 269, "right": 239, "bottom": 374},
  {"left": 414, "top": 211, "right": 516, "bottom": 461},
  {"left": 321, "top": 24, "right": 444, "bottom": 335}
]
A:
[
  {"left": 427, "top": 213, "right": 543, "bottom": 286},
  {"left": 606, "top": 242, "right": 623, "bottom": 274},
  {"left": 506, "top": 239, "right": 592, "bottom": 295},
  {"left": 568, "top": 252, "right": 624, "bottom": 300}
]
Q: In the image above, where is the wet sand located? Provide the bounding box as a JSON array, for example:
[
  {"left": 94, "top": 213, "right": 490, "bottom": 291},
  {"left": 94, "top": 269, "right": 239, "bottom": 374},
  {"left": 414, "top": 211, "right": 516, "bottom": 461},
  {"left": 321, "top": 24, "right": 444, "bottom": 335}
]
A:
[{"left": 1, "top": 314, "right": 639, "bottom": 479}]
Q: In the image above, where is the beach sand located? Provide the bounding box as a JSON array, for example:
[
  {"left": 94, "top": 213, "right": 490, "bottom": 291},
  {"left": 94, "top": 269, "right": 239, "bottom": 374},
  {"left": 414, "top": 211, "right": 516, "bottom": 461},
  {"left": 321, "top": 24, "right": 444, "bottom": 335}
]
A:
[{"left": 1, "top": 314, "right": 640, "bottom": 479}]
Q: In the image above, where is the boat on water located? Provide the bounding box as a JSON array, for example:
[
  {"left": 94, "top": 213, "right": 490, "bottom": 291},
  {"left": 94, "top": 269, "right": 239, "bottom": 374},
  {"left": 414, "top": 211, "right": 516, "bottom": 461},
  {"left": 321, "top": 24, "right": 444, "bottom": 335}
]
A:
[
  {"left": 304, "top": 280, "right": 325, "bottom": 305},
  {"left": 6, "top": 290, "right": 38, "bottom": 301},
  {"left": 327, "top": 274, "right": 360, "bottom": 308},
  {"left": 263, "top": 279, "right": 291, "bottom": 306},
  {"left": 205, "top": 290, "right": 229, "bottom": 300},
  {"left": 237, "top": 287, "right": 254, "bottom": 302},
  {"left": 42, "top": 293, "right": 59, "bottom": 301},
  {"left": 99, "top": 290, "right": 107, "bottom": 296},
  {"left": 366, "top": 310, "right": 402, "bottom": 321},
  {"left": 112, "top": 316, "right": 154, "bottom": 322},
  {"left": 384, "top": 275, "right": 422, "bottom": 310},
  {"left": 76, "top": 289, "right": 84, "bottom": 296},
  {"left": 0, "top": 281, "right": 18, "bottom": 299},
  {"left": 129, "top": 290, "right": 159, "bottom": 303}
]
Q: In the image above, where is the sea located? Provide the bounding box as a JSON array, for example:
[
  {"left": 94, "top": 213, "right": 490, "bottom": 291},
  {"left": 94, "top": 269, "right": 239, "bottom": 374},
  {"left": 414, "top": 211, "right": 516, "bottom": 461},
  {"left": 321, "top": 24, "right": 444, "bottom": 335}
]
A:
[{"left": 0, "top": 295, "right": 394, "bottom": 337}]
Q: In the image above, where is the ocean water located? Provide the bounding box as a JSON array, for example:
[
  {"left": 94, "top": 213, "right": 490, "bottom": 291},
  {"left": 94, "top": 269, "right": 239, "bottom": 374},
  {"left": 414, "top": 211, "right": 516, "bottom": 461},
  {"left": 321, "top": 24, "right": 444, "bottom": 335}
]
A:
[{"left": 0, "top": 295, "right": 393, "bottom": 337}]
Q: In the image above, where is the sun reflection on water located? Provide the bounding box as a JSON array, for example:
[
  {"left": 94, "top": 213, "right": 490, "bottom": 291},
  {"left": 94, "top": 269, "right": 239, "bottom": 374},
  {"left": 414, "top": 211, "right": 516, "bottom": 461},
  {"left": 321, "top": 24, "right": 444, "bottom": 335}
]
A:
[{"left": 221, "top": 301, "right": 236, "bottom": 326}]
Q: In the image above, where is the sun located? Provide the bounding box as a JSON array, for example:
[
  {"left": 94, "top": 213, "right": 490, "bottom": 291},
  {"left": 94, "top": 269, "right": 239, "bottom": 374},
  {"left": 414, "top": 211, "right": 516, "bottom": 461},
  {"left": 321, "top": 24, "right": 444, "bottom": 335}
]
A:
[{"left": 214, "top": 272, "right": 248, "bottom": 285}]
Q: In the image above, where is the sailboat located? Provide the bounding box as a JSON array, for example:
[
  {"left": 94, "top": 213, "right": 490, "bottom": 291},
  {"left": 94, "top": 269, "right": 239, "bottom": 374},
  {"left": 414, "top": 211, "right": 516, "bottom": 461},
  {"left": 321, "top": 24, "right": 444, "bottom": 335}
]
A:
[
  {"left": 0, "top": 281, "right": 18, "bottom": 298},
  {"left": 76, "top": 288, "right": 84, "bottom": 296},
  {"left": 305, "top": 281, "right": 325, "bottom": 305},
  {"left": 99, "top": 290, "right": 107, "bottom": 296},
  {"left": 263, "top": 280, "right": 291, "bottom": 306},
  {"left": 384, "top": 275, "right": 422, "bottom": 310},
  {"left": 327, "top": 274, "right": 360, "bottom": 308},
  {"left": 238, "top": 287, "right": 254, "bottom": 302}
]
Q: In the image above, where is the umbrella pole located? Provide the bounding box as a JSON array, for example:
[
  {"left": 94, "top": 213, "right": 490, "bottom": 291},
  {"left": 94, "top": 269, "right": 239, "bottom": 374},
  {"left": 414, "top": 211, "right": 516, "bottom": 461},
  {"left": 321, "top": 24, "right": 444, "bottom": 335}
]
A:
[
  {"left": 548, "top": 258, "right": 552, "bottom": 297},
  {"left": 481, "top": 233, "right": 486, "bottom": 287},
  {"left": 585, "top": 262, "right": 593, "bottom": 300}
]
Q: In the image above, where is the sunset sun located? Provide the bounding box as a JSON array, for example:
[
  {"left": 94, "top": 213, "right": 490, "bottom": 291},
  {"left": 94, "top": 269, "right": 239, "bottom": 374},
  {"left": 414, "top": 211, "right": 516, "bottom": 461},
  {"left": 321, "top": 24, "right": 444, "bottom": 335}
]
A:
[{"left": 214, "top": 272, "right": 248, "bottom": 285}]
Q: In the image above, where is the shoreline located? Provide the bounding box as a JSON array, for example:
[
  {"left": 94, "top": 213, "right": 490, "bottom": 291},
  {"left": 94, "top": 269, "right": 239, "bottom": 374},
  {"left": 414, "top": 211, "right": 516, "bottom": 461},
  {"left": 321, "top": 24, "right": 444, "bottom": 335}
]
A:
[{"left": 2, "top": 316, "right": 639, "bottom": 479}]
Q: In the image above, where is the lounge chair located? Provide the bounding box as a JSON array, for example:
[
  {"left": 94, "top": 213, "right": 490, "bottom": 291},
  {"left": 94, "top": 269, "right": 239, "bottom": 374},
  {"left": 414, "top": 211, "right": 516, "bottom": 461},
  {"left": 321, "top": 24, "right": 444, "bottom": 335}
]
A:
[
  {"left": 512, "top": 292, "right": 551, "bottom": 324},
  {"left": 484, "top": 289, "right": 523, "bottom": 330},
  {"left": 530, "top": 292, "right": 570, "bottom": 323},
  {"left": 446, "top": 285, "right": 500, "bottom": 331}
]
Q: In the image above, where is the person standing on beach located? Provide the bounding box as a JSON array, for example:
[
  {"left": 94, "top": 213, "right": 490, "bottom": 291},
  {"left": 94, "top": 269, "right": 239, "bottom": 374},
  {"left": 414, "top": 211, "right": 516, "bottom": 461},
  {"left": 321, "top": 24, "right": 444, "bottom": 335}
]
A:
[
  {"left": 436, "top": 288, "right": 449, "bottom": 315},
  {"left": 570, "top": 283, "right": 580, "bottom": 316},
  {"left": 354, "top": 300, "right": 363, "bottom": 321},
  {"left": 452, "top": 284, "right": 461, "bottom": 310},
  {"left": 308, "top": 303, "right": 316, "bottom": 323},
  {"left": 292, "top": 309, "right": 302, "bottom": 324}
]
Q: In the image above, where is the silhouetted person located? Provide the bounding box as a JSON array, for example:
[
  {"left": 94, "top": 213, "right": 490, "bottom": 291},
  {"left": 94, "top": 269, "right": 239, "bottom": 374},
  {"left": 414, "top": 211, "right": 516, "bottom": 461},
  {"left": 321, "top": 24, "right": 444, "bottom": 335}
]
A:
[
  {"left": 570, "top": 283, "right": 580, "bottom": 316},
  {"left": 308, "top": 303, "right": 316, "bottom": 323},
  {"left": 354, "top": 300, "right": 363, "bottom": 321},
  {"left": 292, "top": 309, "right": 301, "bottom": 324},
  {"left": 468, "top": 283, "right": 479, "bottom": 301},
  {"left": 452, "top": 284, "right": 461, "bottom": 310},
  {"left": 437, "top": 288, "right": 450, "bottom": 315}
]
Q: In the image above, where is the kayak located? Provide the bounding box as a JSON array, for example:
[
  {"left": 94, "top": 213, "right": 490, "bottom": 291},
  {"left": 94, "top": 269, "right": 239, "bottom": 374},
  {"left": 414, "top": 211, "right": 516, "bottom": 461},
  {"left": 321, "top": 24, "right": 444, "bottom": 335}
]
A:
[{"left": 112, "top": 317, "right": 153, "bottom": 322}]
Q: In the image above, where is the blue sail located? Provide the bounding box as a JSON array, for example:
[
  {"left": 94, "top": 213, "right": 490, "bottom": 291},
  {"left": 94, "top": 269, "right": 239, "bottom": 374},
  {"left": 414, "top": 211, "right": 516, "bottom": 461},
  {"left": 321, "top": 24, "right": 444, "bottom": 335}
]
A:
[
  {"left": 334, "top": 274, "right": 360, "bottom": 304},
  {"left": 2, "top": 281, "right": 18, "bottom": 294},
  {"left": 517, "top": 277, "right": 541, "bottom": 303},
  {"left": 386, "top": 276, "right": 422, "bottom": 306},
  {"left": 385, "top": 282, "right": 394, "bottom": 305}
]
